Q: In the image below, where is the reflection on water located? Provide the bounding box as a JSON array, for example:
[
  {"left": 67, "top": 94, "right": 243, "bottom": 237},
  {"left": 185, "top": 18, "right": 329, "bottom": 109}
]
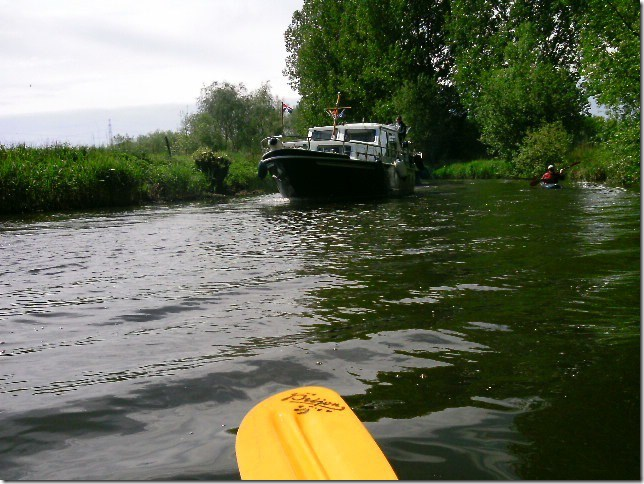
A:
[{"left": 0, "top": 182, "right": 639, "bottom": 480}]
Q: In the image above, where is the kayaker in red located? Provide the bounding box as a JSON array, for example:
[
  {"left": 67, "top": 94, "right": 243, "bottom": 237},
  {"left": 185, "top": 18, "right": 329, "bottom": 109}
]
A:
[{"left": 541, "top": 164, "right": 565, "bottom": 184}]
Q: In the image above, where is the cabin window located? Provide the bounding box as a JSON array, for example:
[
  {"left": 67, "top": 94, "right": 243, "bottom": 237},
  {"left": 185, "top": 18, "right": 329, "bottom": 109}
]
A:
[
  {"left": 310, "top": 130, "right": 333, "bottom": 141},
  {"left": 345, "top": 129, "right": 377, "bottom": 142},
  {"left": 317, "top": 145, "right": 351, "bottom": 156}
]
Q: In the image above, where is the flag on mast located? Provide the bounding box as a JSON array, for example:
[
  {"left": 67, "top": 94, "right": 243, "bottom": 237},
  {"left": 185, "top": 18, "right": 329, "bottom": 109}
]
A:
[
  {"left": 282, "top": 102, "right": 293, "bottom": 113},
  {"left": 326, "top": 92, "right": 351, "bottom": 137}
]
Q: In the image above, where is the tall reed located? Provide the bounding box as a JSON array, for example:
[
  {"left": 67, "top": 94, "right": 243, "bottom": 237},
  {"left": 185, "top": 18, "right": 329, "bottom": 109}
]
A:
[
  {"left": 0, "top": 145, "right": 208, "bottom": 214},
  {"left": 431, "top": 159, "right": 513, "bottom": 179}
]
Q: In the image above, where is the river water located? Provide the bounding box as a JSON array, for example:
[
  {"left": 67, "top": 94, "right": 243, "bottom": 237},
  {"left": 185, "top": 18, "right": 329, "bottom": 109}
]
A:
[{"left": 0, "top": 180, "right": 639, "bottom": 480}]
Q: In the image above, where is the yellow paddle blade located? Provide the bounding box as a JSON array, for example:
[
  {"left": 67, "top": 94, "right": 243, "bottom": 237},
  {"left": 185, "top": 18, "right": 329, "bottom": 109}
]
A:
[{"left": 235, "top": 386, "right": 398, "bottom": 480}]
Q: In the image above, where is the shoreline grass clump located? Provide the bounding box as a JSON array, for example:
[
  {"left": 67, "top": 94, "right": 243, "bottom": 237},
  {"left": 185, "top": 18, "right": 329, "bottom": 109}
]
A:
[
  {"left": 431, "top": 159, "right": 513, "bottom": 179},
  {"left": 223, "top": 150, "right": 276, "bottom": 195}
]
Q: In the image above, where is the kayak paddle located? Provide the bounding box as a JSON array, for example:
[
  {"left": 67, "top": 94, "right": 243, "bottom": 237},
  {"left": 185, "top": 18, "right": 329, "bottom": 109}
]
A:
[
  {"left": 530, "top": 161, "right": 581, "bottom": 186},
  {"left": 235, "top": 386, "right": 398, "bottom": 480}
]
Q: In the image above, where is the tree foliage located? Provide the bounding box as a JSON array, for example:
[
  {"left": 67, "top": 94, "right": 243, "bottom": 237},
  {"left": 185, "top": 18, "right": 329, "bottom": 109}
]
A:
[
  {"left": 284, "top": 0, "right": 639, "bottom": 181},
  {"left": 284, "top": 0, "right": 470, "bottom": 159},
  {"left": 470, "top": 21, "right": 586, "bottom": 159},
  {"left": 579, "top": 0, "right": 640, "bottom": 186},
  {"left": 183, "top": 82, "right": 282, "bottom": 152},
  {"left": 447, "top": 1, "right": 587, "bottom": 160},
  {"left": 579, "top": 0, "right": 640, "bottom": 120}
]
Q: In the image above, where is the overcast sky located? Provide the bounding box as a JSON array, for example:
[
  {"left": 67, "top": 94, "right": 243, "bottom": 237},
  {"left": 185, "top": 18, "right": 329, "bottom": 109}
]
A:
[{"left": 1, "top": 0, "right": 302, "bottom": 117}]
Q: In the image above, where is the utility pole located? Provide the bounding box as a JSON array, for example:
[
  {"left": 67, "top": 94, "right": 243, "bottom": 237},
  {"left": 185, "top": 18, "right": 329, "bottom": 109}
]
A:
[{"left": 108, "top": 119, "right": 113, "bottom": 147}]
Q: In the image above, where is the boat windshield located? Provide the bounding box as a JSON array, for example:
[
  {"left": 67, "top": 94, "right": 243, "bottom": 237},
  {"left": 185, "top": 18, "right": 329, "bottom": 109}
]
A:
[
  {"left": 316, "top": 145, "right": 351, "bottom": 156},
  {"left": 310, "top": 129, "right": 334, "bottom": 141},
  {"left": 345, "top": 129, "right": 377, "bottom": 143}
]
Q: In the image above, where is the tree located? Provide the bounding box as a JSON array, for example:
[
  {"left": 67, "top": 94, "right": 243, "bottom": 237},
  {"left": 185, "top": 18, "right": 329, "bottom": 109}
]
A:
[
  {"left": 183, "top": 82, "right": 281, "bottom": 152},
  {"left": 244, "top": 83, "right": 283, "bottom": 148},
  {"left": 579, "top": 0, "right": 640, "bottom": 186},
  {"left": 579, "top": 0, "right": 640, "bottom": 120},
  {"left": 394, "top": 74, "right": 483, "bottom": 162},
  {"left": 284, "top": 0, "right": 480, "bottom": 158},
  {"left": 474, "top": 22, "right": 586, "bottom": 159},
  {"left": 446, "top": 1, "right": 587, "bottom": 162},
  {"left": 284, "top": 0, "right": 348, "bottom": 127}
]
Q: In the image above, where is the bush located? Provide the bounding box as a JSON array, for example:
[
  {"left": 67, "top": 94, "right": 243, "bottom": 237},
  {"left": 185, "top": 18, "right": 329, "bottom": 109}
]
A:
[
  {"left": 603, "top": 118, "right": 640, "bottom": 187},
  {"left": 194, "top": 149, "right": 231, "bottom": 193},
  {"left": 512, "top": 122, "right": 573, "bottom": 177}
]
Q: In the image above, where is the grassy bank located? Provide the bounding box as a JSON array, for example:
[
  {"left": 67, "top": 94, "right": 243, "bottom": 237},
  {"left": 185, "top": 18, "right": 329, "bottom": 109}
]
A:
[
  {"left": 431, "top": 159, "right": 513, "bottom": 179},
  {"left": 0, "top": 145, "right": 272, "bottom": 215},
  {"left": 430, "top": 144, "right": 639, "bottom": 189},
  {"left": 1, "top": 141, "right": 635, "bottom": 215}
]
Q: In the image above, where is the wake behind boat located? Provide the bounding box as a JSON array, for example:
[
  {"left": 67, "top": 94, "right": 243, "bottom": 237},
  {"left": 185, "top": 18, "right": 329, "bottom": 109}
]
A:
[{"left": 258, "top": 122, "right": 421, "bottom": 200}]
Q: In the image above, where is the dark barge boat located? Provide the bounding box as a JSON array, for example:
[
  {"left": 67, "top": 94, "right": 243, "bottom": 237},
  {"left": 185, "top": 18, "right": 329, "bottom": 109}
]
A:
[{"left": 258, "top": 122, "right": 421, "bottom": 200}]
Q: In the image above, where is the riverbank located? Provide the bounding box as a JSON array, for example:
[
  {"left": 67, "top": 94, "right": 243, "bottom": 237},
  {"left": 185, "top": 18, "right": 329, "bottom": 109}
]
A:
[
  {"left": 0, "top": 143, "right": 637, "bottom": 216},
  {"left": 430, "top": 143, "right": 638, "bottom": 188},
  {"left": 0, "top": 145, "right": 272, "bottom": 215}
]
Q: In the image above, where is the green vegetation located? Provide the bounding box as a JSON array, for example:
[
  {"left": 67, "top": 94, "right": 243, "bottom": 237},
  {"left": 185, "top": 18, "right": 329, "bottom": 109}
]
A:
[
  {"left": 285, "top": 0, "right": 639, "bottom": 186},
  {"left": 1, "top": 1, "right": 638, "bottom": 215},
  {"left": 431, "top": 159, "right": 513, "bottom": 180},
  {"left": 0, "top": 144, "right": 270, "bottom": 215}
]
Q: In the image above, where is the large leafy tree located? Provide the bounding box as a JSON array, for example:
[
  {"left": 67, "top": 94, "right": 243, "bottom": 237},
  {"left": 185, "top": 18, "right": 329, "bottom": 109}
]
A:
[
  {"left": 473, "top": 22, "right": 586, "bottom": 159},
  {"left": 579, "top": 0, "right": 640, "bottom": 120},
  {"left": 393, "top": 0, "right": 483, "bottom": 161},
  {"left": 284, "top": 0, "right": 348, "bottom": 129},
  {"left": 447, "top": 0, "right": 587, "bottom": 160},
  {"left": 184, "top": 82, "right": 281, "bottom": 151},
  {"left": 284, "top": 0, "right": 474, "bottom": 158},
  {"left": 578, "top": 0, "right": 640, "bottom": 186}
]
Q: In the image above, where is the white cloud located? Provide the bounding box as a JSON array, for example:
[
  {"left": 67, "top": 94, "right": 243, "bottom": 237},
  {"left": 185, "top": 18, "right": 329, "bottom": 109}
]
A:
[{"left": 0, "top": 0, "right": 302, "bottom": 115}]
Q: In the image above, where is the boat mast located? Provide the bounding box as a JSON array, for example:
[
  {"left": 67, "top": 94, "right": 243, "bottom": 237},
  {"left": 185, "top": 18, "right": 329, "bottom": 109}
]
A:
[
  {"left": 326, "top": 92, "right": 351, "bottom": 139},
  {"left": 331, "top": 92, "right": 340, "bottom": 137}
]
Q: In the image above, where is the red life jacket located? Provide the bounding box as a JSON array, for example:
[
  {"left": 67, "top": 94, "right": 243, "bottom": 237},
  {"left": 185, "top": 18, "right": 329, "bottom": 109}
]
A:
[{"left": 542, "top": 171, "right": 559, "bottom": 183}]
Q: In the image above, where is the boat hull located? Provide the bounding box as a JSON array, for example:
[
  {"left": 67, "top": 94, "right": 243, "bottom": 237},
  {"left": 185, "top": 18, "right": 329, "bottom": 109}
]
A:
[{"left": 260, "top": 149, "right": 415, "bottom": 200}]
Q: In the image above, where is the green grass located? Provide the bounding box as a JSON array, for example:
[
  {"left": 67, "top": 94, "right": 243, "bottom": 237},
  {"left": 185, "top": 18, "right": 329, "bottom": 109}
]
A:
[
  {"left": 566, "top": 142, "right": 639, "bottom": 188},
  {"left": 431, "top": 159, "right": 513, "bottom": 179},
  {"left": 0, "top": 144, "right": 276, "bottom": 215},
  {"left": 220, "top": 150, "right": 276, "bottom": 194},
  {"left": 1, "top": 141, "right": 635, "bottom": 216},
  {"left": 0, "top": 145, "right": 201, "bottom": 214},
  {"left": 430, "top": 144, "right": 639, "bottom": 190}
]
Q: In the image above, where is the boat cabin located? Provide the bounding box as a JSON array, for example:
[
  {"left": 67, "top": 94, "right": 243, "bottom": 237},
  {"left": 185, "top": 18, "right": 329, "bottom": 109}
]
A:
[{"left": 283, "top": 123, "right": 405, "bottom": 164}]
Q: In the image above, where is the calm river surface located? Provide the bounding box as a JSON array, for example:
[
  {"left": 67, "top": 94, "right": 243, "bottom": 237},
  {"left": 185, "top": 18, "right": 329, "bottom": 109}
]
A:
[{"left": 0, "top": 180, "right": 639, "bottom": 480}]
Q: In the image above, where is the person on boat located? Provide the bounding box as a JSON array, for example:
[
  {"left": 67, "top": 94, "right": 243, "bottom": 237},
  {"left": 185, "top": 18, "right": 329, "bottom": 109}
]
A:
[
  {"left": 541, "top": 164, "right": 565, "bottom": 184},
  {"left": 395, "top": 116, "right": 407, "bottom": 143}
]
